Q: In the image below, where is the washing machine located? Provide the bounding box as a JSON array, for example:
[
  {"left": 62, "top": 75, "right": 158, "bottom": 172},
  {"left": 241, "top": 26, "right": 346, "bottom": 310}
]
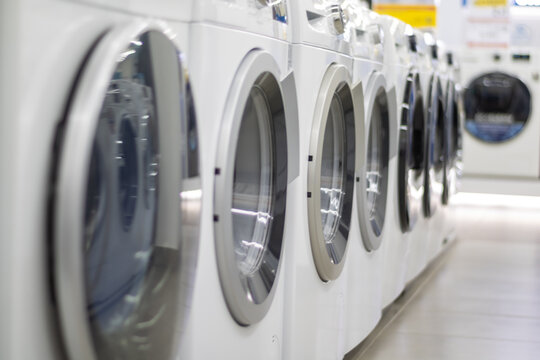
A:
[
  {"left": 461, "top": 47, "right": 540, "bottom": 182},
  {"left": 423, "top": 39, "right": 452, "bottom": 264},
  {"left": 404, "top": 29, "right": 438, "bottom": 284},
  {"left": 378, "top": 16, "right": 426, "bottom": 309},
  {"left": 339, "top": 6, "right": 398, "bottom": 351},
  {"left": 183, "top": 1, "right": 299, "bottom": 359},
  {"left": 442, "top": 50, "right": 464, "bottom": 249},
  {"left": 442, "top": 50, "right": 457, "bottom": 206},
  {"left": 3, "top": 1, "right": 202, "bottom": 359},
  {"left": 284, "top": 1, "right": 361, "bottom": 359},
  {"left": 445, "top": 51, "right": 465, "bottom": 200},
  {"left": 423, "top": 36, "right": 446, "bottom": 220}
]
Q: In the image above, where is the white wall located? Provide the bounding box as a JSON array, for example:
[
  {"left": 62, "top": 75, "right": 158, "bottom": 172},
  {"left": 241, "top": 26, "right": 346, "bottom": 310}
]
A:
[
  {"left": 436, "top": 0, "right": 465, "bottom": 50},
  {"left": 510, "top": 6, "right": 540, "bottom": 48},
  {"left": 436, "top": 1, "right": 540, "bottom": 50}
]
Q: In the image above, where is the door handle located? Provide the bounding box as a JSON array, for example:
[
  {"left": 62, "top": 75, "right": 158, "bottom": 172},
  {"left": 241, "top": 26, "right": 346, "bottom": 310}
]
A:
[{"left": 327, "top": 4, "right": 346, "bottom": 35}]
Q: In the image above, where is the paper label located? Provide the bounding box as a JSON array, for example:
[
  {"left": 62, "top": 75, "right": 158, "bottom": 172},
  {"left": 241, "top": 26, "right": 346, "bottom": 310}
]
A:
[
  {"left": 473, "top": 0, "right": 509, "bottom": 6},
  {"left": 373, "top": 4, "right": 437, "bottom": 28},
  {"left": 465, "top": 18, "right": 510, "bottom": 47},
  {"left": 464, "top": 0, "right": 511, "bottom": 47}
]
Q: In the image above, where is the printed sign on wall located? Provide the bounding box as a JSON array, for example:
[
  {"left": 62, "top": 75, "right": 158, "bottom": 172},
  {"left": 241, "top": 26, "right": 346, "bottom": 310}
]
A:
[
  {"left": 373, "top": 0, "right": 437, "bottom": 29},
  {"left": 464, "top": 0, "right": 511, "bottom": 48},
  {"left": 473, "top": 0, "right": 509, "bottom": 6}
]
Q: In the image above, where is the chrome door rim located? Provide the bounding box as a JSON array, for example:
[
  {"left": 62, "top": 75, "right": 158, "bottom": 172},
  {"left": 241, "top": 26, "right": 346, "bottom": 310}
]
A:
[
  {"left": 358, "top": 72, "right": 391, "bottom": 252},
  {"left": 442, "top": 79, "right": 455, "bottom": 205},
  {"left": 213, "top": 50, "right": 288, "bottom": 326},
  {"left": 307, "top": 64, "right": 359, "bottom": 282},
  {"left": 53, "top": 21, "right": 201, "bottom": 360},
  {"left": 398, "top": 69, "right": 425, "bottom": 232}
]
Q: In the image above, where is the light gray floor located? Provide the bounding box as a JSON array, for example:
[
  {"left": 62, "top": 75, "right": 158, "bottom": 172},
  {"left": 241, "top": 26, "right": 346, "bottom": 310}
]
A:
[{"left": 357, "top": 196, "right": 540, "bottom": 360}]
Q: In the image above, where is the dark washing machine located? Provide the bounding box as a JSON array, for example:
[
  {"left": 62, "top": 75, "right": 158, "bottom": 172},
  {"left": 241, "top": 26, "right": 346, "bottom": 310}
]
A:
[
  {"left": 212, "top": 51, "right": 293, "bottom": 326},
  {"left": 443, "top": 78, "right": 464, "bottom": 204},
  {"left": 358, "top": 73, "right": 393, "bottom": 251},
  {"left": 306, "top": 65, "right": 358, "bottom": 281}
]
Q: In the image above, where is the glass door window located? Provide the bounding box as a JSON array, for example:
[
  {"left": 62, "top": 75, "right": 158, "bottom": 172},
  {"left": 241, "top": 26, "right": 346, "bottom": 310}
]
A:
[
  {"left": 54, "top": 29, "right": 201, "bottom": 360},
  {"left": 365, "top": 88, "right": 390, "bottom": 240},
  {"left": 464, "top": 72, "right": 531, "bottom": 143},
  {"left": 307, "top": 65, "right": 356, "bottom": 281},
  {"left": 398, "top": 72, "right": 425, "bottom": 232},
  {"left": 213, "top": 61, "right": 289, "bottom": 326}
]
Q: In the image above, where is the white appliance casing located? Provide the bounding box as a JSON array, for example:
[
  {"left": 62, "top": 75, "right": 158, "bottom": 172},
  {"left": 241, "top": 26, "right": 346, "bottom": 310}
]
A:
[
  {"left": 460, "top": 48, "right": 540, "bottom": 181},
  {"left": 67, "top": 0, "right": 195, "bottom": 22},
  {"left": 405, "top": 29, "right": 434, "bottom": 284},
  {"left": 2, "top": 0, "right": 197, "bottom": 359},
  {"left": 341, "top": 6, "right": 398, "bottom": 352},
  {"left": 183, "top": 1, "right": 298, "bottom": 359},
  {"left": 284, "top": 1, "right": 356, "bottom": 359}
]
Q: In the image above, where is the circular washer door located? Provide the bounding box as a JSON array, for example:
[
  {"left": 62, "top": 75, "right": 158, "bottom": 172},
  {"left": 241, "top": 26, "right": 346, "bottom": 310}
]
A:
[
  {"left": 213, "top": 51, "right": 288, "bottom": 326},
  {"left": 53, "top": 26, "right": 201, "bottom": 360},
  {"left": 358, "top": 73, "right": 391, "bottom": 251},
  {"left": 424, "top": 75, "right": 445, "bottom": 218},
  {"left": 447, "top": 83, "right": 464, "bottom": 199},
  {"left": 464, "top": 72, "right": 531, "bottom": 143},
  {"left": 442, "top": 80, "right": 456, "bottom": 205},
  {"left": 307, "top": 65, "right": 357, "bottom": 282},
  {"left": 397, "top": 71, "right": 425, "bottom": 233}
]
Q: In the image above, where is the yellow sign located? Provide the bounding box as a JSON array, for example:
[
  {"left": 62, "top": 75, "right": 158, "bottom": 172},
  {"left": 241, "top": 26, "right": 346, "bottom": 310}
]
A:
[
  {"left": 373, "top": 4, "right": 437, "bottom": 28},
  {"left": 473, "top": 0, "right": 508, "bottom": 6}
]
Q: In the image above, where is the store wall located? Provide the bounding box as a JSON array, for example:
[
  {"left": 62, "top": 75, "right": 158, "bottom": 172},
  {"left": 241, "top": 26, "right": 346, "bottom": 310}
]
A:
[
  {"left": 436, "top": 0, "right": 464, "bottom": 49},
  {"left": 436, "top": 1, "right": 540, "bottom": 50},
  {"left": 511, "top": 6, "right": 540, "bottom": 48}
]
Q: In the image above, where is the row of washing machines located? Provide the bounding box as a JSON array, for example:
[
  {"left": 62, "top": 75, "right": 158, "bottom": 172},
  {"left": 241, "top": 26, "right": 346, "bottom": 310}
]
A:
[{"left": 0, "top": 0, "right": 463, "bottom": 359}]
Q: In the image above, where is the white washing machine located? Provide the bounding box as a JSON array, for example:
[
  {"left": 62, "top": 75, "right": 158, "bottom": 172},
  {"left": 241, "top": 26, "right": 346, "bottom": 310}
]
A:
[
  {"left": 442, "top": 50, "right": 464, "bottom": 248},
  {"left": 461, "top": 48, "right": 540, "bottom": 181},
  {"left": 438, "top": 44, "right": 459, "bottom": 245},
  {"left": 340, "top": 6, "right": 398, "bottom": 351},
  {"left": 445, "top": 51, "right": 465, "bottom": 201},
  {"left": 284, "top": 1, "right": 361, "bottom": 359},
  {"left": 3, "top": 1, "right": 202, "bottom": 359},
  {"left": 423, "top": 36, "right": 446, "bottom": 220},
  {"left": 442, "top": 50, "right": 457, "bottom": 206},
  {"left": 379, "top": 16, "right": 426, "bottom": 309},
  {"left": 405, "top": 29, "right": 436, "bottom": 284},
  {"left": 184, "top": 1, "right": 299, "bottom": 359},
  {"left": 424, "top": 39, "right": 451, "bottom": 264}
]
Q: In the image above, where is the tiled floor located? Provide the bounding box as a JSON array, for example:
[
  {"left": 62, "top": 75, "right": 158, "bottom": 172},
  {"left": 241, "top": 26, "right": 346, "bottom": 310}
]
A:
[{"left": 354, "top": 194, "right": 540, "bottom": 360}]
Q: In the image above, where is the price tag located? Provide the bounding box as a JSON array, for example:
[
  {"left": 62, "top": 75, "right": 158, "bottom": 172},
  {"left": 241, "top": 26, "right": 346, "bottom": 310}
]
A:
[
  {"left": 473, "top": 0, "right": 509, "bottom": 6},
  {"left": 465, "top": 18, "right": 511, "bottom": 48},
  {"left": 373, "top": 4, "right": 437, "bottom": 28},
  {"left": 464, "top": 0, "right": 511, "bottom": 47}
]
